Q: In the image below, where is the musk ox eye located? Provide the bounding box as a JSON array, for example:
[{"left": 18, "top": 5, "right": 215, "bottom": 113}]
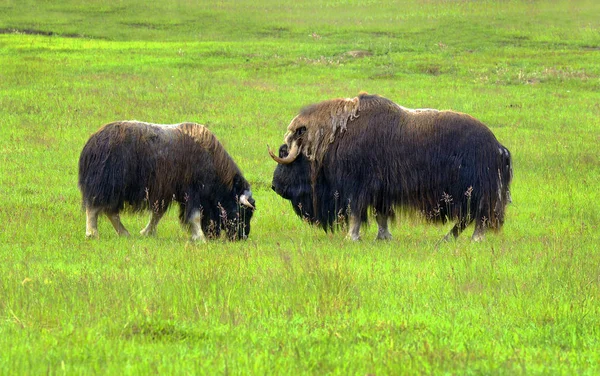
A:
[{"left": 296, "top": 126, "right": 307, "bottom": 136}]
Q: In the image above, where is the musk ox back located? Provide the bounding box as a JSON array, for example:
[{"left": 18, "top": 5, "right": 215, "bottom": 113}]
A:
[
  {"left": 270, "top": 93, "right": 512, "bottom": 241},
  {"left": 79, "top": 121, "right": 255, "bottom": 241}
]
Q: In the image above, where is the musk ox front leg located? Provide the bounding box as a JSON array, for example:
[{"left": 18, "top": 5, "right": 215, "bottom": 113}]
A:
[
  {"left": 189, "top": 209, "right": 207, "bottom": 242},
  {"left": 140, "top": 209, "right": 166, "bottom": 237},
  {"left": 375, "top": 212, "right": 393, "bottom": 240}
]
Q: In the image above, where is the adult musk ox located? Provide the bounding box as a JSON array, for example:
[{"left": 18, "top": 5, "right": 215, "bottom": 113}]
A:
[
  {"left": 78, "top": 121, "right": 255, "bottom": 241},
  {"left": 269, "top": 93, "right": 512, "bottom": 241}
]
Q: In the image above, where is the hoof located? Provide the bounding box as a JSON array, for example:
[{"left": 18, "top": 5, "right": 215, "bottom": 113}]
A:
[
  {"left": 85, "top": 228, "right": 99, "bottom": 238},
  {"left": 139, "top": 228, "right": 155, "bottom": 237},
  {"left": 376, "top": 232, "right": 393, "bottom": 241},
  {"left": 191, "top": 234, "right": 207, "bottom": 243}
]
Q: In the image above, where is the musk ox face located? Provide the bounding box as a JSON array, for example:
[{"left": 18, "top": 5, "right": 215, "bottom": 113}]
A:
[
  {"left": 235, "top": 205, "right": 254, "bottom": 240},
  {"left": 237, "top": 205, "right": 255, "bottom": 240},
  {"left": 191, "top": 177, "right": 256, "bottom": 241},
  {"left": 271, "top": 144, "right": 316, "bottom": 222},
  {"left": 200, "top": 201, "right": 255, "bottom": 241},
  {"left": 206, "top": 202, "right": 254, "bottom": 241},
  {"left": 223, "top": 186, "right": 256, "bottom": 241}
]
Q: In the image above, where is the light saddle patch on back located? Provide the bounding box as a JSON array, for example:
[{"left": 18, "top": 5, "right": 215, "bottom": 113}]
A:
[{"left": 121, "top": 121, "right": 239, "bottom": 191}]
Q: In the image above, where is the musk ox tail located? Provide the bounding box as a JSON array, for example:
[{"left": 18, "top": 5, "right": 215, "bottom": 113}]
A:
[
  {"left": 498, "top": 145, "right": 513, "bottom": 223},
  {"left": 481, "top": 145, "right": 513, "bottom": 231}
]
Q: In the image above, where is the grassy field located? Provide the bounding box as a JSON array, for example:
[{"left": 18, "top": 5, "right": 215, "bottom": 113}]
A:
[{"left": 1, "top": 0, "right": 599, "bottom": 374}]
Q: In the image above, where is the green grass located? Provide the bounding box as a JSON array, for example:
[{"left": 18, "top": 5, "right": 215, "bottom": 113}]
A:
[{"left": 1, "top": 0, "right": 599, "bottom": 374}]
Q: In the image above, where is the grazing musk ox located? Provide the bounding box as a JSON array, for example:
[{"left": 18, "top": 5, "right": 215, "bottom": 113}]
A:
[
  {"left": 78, "top": 121, "right": 255, "bottom": 241},
  {"left": 269, "top": 93, "right": 512, "bottom": 241}
]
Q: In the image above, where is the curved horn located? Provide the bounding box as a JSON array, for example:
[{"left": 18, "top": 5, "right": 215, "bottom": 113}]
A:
[
  {"left": 268, "top": 141, "right": 300, "bottom": 165},
  {"left": 239, "top": 190, "right": 255, "bottom": 209}
]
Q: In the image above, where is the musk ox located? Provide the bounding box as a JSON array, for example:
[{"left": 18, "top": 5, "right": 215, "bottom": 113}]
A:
[
  {"left": 78, "top": 121, "right": 255, "bottom": 241},
  {"left": 269, "top": 93, "right": 512, "bottom": 241}
]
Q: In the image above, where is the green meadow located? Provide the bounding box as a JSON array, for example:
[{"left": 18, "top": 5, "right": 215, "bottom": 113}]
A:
[{"left": 1, "top": 0, "right": 599, "bottom": 373}]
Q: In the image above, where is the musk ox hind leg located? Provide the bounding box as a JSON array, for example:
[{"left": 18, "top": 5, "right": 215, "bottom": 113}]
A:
[
  {"left": 443, "top": 220, "right": 468, "bottom": 242},
  {"left": 140, "top": 209, "right": 166, "bottom": 237},
  {"left": 106, "top": 211, "right": 130, "bottom": 237},
  {"left": 442, "top": 219, "right": 487, "bottom": 242},
  {"left": 85, "top": 206, "right": 102, "bottom": 238},
  {"left": 375, "top": 212, "right": 393, "bottom": 241}
]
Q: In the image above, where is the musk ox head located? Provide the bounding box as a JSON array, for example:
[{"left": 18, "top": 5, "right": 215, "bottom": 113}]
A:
[
  {"left": 200, "top": 175, "right": 255, "bottom": 241},
  {"left": 228, "top": 186, "right": 256, "bottom": 241},
  {"left": 271, "top": 144, "right": 341, "bottom": 231},
  {"left": 268, "top": 96, "right": 360, "bottom": 167},
  {"left": 271, "top": 144, "right": 315, "bottom": 221}
]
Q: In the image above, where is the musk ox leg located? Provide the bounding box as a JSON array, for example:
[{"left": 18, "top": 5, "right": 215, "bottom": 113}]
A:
[
  {"left": 85, "top": 206, "right": 102, "bottom": 238},
  {"left": 346, "top": 214, "right": 362, "bottom": 241},
  {"left": 189, "top": 209, "right": 207, "bottom": 242},
  {"left": 375, "top": 213, "right": 392, "bottom": 241},
  {"left": 106, "top": 212, "right": 130, "bottom": 237},
  {"left": 471, "top": 219, "right": 486, "bottom": 242},
  {"left": 140, "top": 210, "right": 166, "bottom": 237},
  {"left": 443, "top": 221, "right": 468, "bottom": 242}
]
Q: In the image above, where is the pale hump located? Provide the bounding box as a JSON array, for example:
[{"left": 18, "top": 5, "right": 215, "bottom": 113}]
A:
[
  {"left": 177, "top": 122, "right": 240, "bottom": 190},
  {"left": 285, "top": 96, "right": 360, "bottom": 163}
]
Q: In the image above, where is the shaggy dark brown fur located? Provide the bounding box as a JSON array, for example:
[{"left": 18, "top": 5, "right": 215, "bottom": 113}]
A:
[
  {"left": 78, "top": 121, "right": 255, "bottom": 240},
  {"left": 271, "top": 93, "right": 512, "bottom": 241}
]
